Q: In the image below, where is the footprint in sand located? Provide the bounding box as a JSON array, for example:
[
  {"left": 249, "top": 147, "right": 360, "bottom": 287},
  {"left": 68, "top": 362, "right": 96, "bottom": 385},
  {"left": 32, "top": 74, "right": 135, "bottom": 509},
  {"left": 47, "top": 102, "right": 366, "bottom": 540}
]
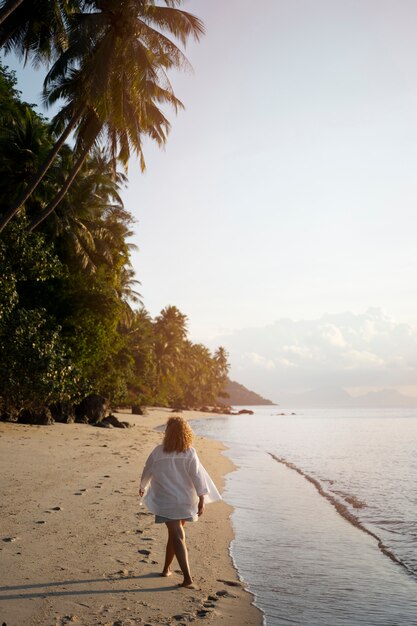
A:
[
  {"left": 51, "top": 506, "right": 62, "bottom": 511},
  {"left": 115, "top": 569, "right": 130, "bottom": 577},
  {"left": 35, "top": 520, "right": 46, "bottom": 524},
  {"left": 216, "top": 579, "right": 241, "bottom": 587},
  {"left": 215, "top": 589, "right": 236, "bottom": 598},
  {"left": 207, "top": 595, "right": 219, "bottom": 602},
  {"left": 138, "top": 549, "right": 151, "bottom": 555},
  {"left": 55, "top": 615, "right": 80, "bottom": 625}
]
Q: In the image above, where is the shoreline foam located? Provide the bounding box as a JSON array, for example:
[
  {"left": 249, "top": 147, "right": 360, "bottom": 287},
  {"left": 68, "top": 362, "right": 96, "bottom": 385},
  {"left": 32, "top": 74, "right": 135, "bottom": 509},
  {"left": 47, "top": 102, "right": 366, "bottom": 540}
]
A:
[
  {"left": 0, "top": 407, "right": 262, "bottom": 626},
  {"left": 268, "top": 452, "right": 414, "bottom": 578}
]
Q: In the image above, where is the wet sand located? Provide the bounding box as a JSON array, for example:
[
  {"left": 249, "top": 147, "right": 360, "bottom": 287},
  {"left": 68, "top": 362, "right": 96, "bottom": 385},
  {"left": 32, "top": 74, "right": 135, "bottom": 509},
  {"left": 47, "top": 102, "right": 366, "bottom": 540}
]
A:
[{"left": 0, "top": 407, "right": 262, "bottom": 626}]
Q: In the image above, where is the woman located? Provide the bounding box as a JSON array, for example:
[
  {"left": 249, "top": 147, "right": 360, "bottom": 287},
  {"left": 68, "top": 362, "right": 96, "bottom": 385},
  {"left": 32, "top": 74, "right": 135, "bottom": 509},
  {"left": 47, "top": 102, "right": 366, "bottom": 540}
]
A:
[{"left": 139, "top": 416, "right": 221, "bottom": 588}]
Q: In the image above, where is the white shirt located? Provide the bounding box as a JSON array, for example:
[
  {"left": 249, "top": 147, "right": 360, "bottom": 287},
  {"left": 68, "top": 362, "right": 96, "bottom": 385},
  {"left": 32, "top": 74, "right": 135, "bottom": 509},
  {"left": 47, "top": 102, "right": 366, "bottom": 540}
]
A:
[{"left": 140, "top": 445, "right": 221, "bottom": 519}]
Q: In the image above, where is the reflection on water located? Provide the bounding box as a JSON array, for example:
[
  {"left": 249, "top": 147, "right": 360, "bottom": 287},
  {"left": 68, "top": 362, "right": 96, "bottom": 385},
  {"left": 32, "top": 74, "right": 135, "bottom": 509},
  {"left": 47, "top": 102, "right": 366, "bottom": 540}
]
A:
[{"left": 193, "top": 408, "right": 417, "bottom": 626}]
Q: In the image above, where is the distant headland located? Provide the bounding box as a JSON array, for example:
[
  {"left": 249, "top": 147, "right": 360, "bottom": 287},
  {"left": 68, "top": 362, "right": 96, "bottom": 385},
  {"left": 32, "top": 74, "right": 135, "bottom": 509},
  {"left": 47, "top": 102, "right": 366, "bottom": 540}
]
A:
[{"left": 222, "top": 380, "right": 275, "bottom": 406}]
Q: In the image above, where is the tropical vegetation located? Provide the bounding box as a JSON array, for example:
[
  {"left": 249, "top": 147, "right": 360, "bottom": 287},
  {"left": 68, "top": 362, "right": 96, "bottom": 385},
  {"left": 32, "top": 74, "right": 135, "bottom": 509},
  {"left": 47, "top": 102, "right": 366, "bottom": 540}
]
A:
[{"left": 0, "top": 1, "right": 230, "bottom": 422}]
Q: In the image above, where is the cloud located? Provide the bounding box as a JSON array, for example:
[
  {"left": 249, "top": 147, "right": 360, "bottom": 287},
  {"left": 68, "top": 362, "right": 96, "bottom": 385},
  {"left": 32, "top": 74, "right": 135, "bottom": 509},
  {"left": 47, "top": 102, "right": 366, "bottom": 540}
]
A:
[
  {"left": 282, "top": 344, "right": 315, "bottom": 363},
  {"left": 208, "top": 308, "right": 417, "bottom": 398},
  {"left": 341, "top": 349, "right": 385, "bottom": 369},
  {"left": 240, "top": 352, "right": 276, "bottom": 370},
  {"left": 318, "top": 323, "right": 347, "bottom": 348}
]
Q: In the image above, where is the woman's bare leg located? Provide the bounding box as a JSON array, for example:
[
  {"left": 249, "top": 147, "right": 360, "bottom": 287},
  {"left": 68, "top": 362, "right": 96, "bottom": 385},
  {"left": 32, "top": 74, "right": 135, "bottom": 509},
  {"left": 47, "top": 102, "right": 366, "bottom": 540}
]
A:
[
  {"left": 166, "top": 520, "right": 193, "bottom": 587},
  {"left": 162, "top": 528, "right": 175, "bottom": 576}
]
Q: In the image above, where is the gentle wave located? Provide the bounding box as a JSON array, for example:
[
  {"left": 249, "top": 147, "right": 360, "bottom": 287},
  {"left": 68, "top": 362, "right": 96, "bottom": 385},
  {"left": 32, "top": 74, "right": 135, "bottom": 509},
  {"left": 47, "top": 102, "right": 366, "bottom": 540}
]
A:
[
  {"left": 268, "top": 452, "right": 415, "bottom": 578},
  {"left": 333, "top": 490, "right": 367, "bottom": 509}
]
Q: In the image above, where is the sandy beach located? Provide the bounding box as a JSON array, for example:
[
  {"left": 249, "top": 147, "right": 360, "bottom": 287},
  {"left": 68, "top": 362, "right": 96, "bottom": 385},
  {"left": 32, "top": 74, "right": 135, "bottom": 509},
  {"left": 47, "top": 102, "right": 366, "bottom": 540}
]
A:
[{"left": 0, "top": 408, "right": 262, "bottom": 626}]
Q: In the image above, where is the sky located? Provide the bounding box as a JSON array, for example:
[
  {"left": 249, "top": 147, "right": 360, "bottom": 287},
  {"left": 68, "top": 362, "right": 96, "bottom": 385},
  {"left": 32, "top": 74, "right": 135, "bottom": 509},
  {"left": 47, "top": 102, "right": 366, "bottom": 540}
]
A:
[
  {"left": 213, "top": 307, "right": 417, "bottom": 401},
  {"left": 5, "top": 1, "right": 417, "bottom": 400}
]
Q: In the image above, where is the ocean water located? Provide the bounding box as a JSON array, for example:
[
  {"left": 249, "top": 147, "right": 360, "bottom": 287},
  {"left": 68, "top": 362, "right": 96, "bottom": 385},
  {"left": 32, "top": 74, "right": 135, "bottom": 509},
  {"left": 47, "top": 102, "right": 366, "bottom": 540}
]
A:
[{"left": 193, "top": 407, "right": 417, "bottom": 626}]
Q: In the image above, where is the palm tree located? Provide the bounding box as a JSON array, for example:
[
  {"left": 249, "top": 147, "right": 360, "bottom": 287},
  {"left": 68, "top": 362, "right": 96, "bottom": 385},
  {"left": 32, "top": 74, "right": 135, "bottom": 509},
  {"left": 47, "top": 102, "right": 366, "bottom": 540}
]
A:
[
  {"left": 0, "top": 101, "right": 87, "bottom": 232},
  {"left": 213, "top": 346, "right": 230, "bottom": 399},
  {"left": 0, "top": 0, "right": 204, "bottom": 232},
  {"left": 27, "top": 73, "right": 177, "bottom": 230},
  {"left": 44, "top": 147, "right": 141, "bottom": 325},
  {"left": 179, "top": 341, "right": 211, "bottom": 406},
  {"left": 37, "top": 147, "right": 128, "bottom": 268},
  {"left": 123, "top": 306, "right": 156, "bottom": 403},
  {"left": 153, "top": 305, "right": 188, "bottom": 398},
  {"left": 0, "top": 105, "right": 56, "bottom": 209},
  {"left": 214, "top": 346, "right": 229, "bottom": 379},
  {"left": 0, "top": 1, "right": 26, "bottom": 27},
  {"left": 0, "top": 0, "right": 79, "bottom": 61}
]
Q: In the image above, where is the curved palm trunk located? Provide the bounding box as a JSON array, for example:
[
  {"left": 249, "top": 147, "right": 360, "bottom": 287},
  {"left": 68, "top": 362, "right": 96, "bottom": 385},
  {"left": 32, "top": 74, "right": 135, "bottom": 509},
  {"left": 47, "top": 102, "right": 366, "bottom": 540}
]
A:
[
  {"left": 0, "top": 108, "right": 83, "bottom": 233},
  {"left": 27, "top": 136, "right": 95, "bottom": 232},
  {"left": 0, "top": 0, "right": 25, "bottom": 25}
]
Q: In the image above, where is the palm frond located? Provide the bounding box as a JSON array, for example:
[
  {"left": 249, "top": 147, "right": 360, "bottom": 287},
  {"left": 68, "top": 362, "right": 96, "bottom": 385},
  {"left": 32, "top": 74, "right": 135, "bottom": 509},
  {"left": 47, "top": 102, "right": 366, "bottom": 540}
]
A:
[{"left": 144, "top": 5, "right": 204, "bottom": 46}]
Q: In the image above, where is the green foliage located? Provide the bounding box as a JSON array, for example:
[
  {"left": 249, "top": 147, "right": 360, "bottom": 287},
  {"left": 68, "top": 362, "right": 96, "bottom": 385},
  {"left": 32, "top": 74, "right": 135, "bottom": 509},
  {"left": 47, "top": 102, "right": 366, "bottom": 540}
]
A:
[
  {"left": 0, "top": 3, "right": 225, "bottom": 419},
  {"left": 61, "top": 279, "right": 132, "bottom": 404},
  {"left": 0, "top": 64, "right": 21, "bottom": 120},
  {"left": 0, "top": 308, "right": 80, "bottom": 412},
  {"left": 0, "top": 62, "right": 57, "bottom": 216},
  {"left": 123, "top": 308, "right": 156, "bottom": 405},
  {"left": 131, "top": 306, "right": 230, "bottom": 408},
  {"left": 0, "top": 217, "right": 63, "bottom": 323},
  {"left": 0, "top": 212, "right": 230, "bottom": 412},
  {"left": 0, "top": 0, "right": 80, "bottom": 65},
  {"left": 0, "top": 217, "right": 79, "bottom": 413}
]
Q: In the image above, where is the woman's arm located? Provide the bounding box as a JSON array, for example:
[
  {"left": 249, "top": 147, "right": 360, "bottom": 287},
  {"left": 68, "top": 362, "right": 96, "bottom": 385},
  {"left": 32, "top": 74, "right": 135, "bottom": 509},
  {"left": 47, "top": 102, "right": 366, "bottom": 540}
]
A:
[
  {"left": 138, "top": 449, "right": 155, "bottom": 496},
  {"left": 187, "top": 449, "right": 209, "bottom": 499},
  {"left": 198, "top": 495, "right": 205, "bottom": 516}
]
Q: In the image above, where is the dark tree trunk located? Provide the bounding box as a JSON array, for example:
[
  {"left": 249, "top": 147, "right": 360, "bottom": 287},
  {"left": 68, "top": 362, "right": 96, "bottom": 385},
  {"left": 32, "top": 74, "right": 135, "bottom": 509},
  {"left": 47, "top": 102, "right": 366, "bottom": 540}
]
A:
[
  {"left": 0, "top": 0, "right": 25, "bottom": 26},
  {"left": 0, "top": 108, "right": 83, "bottom": 233},
  {"left": 27, "top": 136, "right": 95, "bottom": 232}
]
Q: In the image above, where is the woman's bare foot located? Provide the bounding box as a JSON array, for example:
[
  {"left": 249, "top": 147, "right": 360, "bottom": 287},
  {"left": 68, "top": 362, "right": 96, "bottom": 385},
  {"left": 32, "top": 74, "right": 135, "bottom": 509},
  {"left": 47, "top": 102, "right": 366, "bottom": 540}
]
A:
[
  {"left": 178, "top": 579, "right": 196, "bottom": 589},
  {"left": 161, "top": 568, "right": 172, "bottom": 577}
]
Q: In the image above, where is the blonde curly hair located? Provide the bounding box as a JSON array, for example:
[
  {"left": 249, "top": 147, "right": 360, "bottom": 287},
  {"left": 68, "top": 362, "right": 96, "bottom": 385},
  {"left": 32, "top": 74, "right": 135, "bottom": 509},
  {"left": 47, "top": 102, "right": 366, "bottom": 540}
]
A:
[{"left": 163, "top": 416, "right": 194, "bottom": 453}]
